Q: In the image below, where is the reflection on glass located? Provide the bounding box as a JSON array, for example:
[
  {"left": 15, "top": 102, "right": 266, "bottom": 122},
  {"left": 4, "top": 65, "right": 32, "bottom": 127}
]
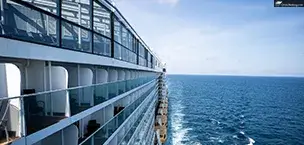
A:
[
  {"left": 80, "top": 85, "right": 155, "bottom": 145},
  {"left": 114, "top": 43, "right": 122, "bottom": 59},
  {"left": 61, "top": 0, "right": 91, "bottom": 28},
  {"left": 1, "top": 1, "right": 58, "bottom": 46},
  {"left": 93, "top": 33, "right": 111, "bottom": 56},
  {"left": 114, "top": 18, "right": 121, "bottom": 43},
  {"left": 93, "top": 1, "right": 111, "bottom": 38},
  {"left": 61, "top": 21, "right": 91, "bottom": 52}
]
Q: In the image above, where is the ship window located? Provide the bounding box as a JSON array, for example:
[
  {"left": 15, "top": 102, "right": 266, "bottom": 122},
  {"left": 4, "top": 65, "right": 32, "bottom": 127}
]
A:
[
  {"left": 22, "top": 0, "right": 58, "bottom": 15},
  {"left": 128, "top": 31, "right": 133, "bottom": 51},
  {"left": 93, "top": 33, "right": 111, "bottom": 56},
  {"left": 93, "top": 1, "right": 111, "bottom": 38},
  {"left": 61, "top": 21, "right": 92, "bottom": 52},
  {"left": 139, "top": 43, "right": 145, "bottom": 57},
  {"left": 132, "top": 37, "right": 138, "bottom": 53},
  {"left": 121, "top": 25, "right": 128, "bottom": 47},
  {"left": 114, "top": 42, "right": 122, "bottom": 59},
  {"left": 1, "top": 0, "right": 59, "bottom": 46},
  {"left": 121, "top": 45, "right": 128, "bottom": 61},
  {"left": 139, "top": 57, "right": 147, "bottom": 66},
  {"left": 61, "top": 0, "right": 91, "bottom": 29},
  {"left": 114, "top": 18, "right": 122, "bottom": 43},
  {"left": 129, "top": 51, "right": 137, "bottom": 64}
]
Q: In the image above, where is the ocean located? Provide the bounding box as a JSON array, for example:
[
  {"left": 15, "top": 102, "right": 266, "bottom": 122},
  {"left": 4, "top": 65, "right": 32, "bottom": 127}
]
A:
[{"left": 165, "top": 75, "right": 304, "bottom": 145}]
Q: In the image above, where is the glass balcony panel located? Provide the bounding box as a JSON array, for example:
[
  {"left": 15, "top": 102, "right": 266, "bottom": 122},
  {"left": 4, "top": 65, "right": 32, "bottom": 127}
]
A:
[
  {"left": 126, "top": 80, "right": 132, "bottom": 91},
  {"left": 79, "top": 86, "right": 154, "bottom": 145},
  {"left": 108, "top": 82, "right": 118, "bottom": 99},
  {"left": 21, "top": 89, "right": 68, "bottom": 135},
  {"left": 93, "top": 127, "right": 107, "bottom": 145},
  {"left": 117, "top": 110, "right": 125, "bottom": 126},
  {"left": 69, "top": 86, "right": 94, "bottom": 115},
  {"left": 1, "top": 1, "right": 59, "bottom": 46},
  {"left": 94, "top": 84, "right": 107, "bottom": 106},
  {"left": 93, "top": 33, "right": 111, "bottom": 56},
  {"left": 0, "top": 97, "right": 22, "bottom": 143},
  {"left": 81, "top": 137, "right": 93, "bottom": 145},
  {"left": 117, "top": 81, "right": 126, "bottom": 95},
  {"left": 0, "top": 76, "right": 154, "bottom": 142}
]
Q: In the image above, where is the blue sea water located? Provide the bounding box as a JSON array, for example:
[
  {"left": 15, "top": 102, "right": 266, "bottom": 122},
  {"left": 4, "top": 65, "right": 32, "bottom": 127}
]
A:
[{"left": 165, "top": 75, "right": 304, "bottom": 145}]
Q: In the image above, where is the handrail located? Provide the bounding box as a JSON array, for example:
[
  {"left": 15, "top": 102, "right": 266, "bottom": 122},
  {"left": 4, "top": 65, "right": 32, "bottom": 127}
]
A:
[
  {"left": 79, "top": 85, "right": 155, "bottom": 145},
  {"left": 24, "top": 79, "right": 156, "bottom": 145},
  {"left": 126, "top": 94, "right": 156, "bottom": 145},
  {"left": 0, "top": 76, "right": 155, "bottom": 101},
  {"left": 116, "top": 91, "right": 156, "bottom": 145},
  {"left": 109, "top": 91, "right": 156, "bottom": 145}
]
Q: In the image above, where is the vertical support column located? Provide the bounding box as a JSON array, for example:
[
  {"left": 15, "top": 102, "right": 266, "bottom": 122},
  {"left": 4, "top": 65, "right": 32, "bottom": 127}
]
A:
[
  {"left": 77, "top": 65, "right": 81, "bottom": 106},
  {"left": 78, "top": 3, "right": 82, "bottom": 48},
  {"left": 48, "top": 61, "right": 53, "bottom": 116},
  {"left": 46, "top": 16, "right": 49, "bottom": 35},
  {"left": 110, "top": 12, "right": 115, "bottom": 58},
  {"left": 57, "top": 0, "right": 62, "bottom": 47},
  {"left": 20, "top": 97, "right": 26, "bottom": 137},
  {"left": 0, "top": 0, "right": 6, "bottom": 23},
  {"left": 90, "top": 0, "right": 94, "bottom": 53},
  {"left": 61, "top": 129, "right": 65, "bottom": 145},
  {"left": 24, "top": 64, "right": 28, "bottom": 89},
  {"left": 43, "top": 62, "right": 48, "bottom": 116},
  {"left": 136, "top": 39, "right": 139, "bottom": 65},
  {"left": 77, "top": 65, "right": 84, "bottom": 138}
]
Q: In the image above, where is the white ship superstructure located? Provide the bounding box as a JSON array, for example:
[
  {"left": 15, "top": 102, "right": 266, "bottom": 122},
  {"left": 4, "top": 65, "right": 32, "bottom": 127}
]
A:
[{"left": 0, "top": 0, "right": 168, "bottom": 144}]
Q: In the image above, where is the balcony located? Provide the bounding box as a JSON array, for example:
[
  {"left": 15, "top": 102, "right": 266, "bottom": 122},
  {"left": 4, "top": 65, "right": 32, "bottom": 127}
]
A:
[
  {"left": 0, "top": 76, "right": 156, "bottom": 144},
  {"left": 79, "top": 86, "right": 156, "bottom": 145}
]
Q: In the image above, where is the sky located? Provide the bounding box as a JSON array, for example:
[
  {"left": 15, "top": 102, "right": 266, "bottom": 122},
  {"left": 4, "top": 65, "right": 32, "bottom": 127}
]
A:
[{"left": 114, "top": 0, "right": 304, "bottom": 76}]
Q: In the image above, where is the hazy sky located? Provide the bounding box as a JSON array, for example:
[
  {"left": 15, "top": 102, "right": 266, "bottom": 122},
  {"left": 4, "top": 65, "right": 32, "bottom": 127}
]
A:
[{"left": 115, "top": 0, "right": 304, "bottom": 76}]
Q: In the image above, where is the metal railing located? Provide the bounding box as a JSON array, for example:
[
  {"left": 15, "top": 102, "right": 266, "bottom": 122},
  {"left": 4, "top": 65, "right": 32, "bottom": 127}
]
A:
[
  {"left": 0, "top": 76, "right": 157, "bottom": 138},
  {"left": 127, "top": 95, "right": 156, "bottom": 145},
  {"left": 125, "top": 94, "right": 157, "bottom": 145},
  {"left": 79, "top": 84, "right": 156, "bottom": 145}
]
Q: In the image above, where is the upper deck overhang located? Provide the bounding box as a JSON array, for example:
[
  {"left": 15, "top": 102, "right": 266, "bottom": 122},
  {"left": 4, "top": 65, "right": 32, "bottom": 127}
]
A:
[{"left": 0, "top": 37, "right": 162, "bottom": 72}]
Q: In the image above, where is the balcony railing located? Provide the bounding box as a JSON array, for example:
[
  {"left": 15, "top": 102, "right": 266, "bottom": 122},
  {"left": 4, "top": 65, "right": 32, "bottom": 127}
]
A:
[
  {"left": 0, "top": 76, "right": 157, "bottom": 144},
  {"left": 79, "top": 85, "right": 156, "bottom": 145},
  {"left": 125, "top": 94, "right": 156, "bottom": 145},
  {"left": 117, "top": 91, "right": 157, "bottom": 145}
]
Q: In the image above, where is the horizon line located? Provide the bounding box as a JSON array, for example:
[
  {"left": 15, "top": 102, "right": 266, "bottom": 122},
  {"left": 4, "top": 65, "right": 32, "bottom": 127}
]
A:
[{"left": 165, "top": 73, "right": 304, "bottom": 78}]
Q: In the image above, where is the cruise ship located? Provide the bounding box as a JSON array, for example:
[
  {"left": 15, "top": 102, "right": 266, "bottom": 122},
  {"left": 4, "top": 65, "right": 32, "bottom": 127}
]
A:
[{"left": 0, "top": 0, "right": 168, "bottom": 145}]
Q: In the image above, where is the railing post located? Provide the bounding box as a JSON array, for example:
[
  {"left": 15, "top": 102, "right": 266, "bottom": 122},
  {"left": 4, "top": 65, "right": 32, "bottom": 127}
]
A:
[
  {"left": 90, "top": 0, "right": 94, "bottom": 54},
  {"left": 20, "top": 97, "right": 27, "bottom": 136},
  {"left": 91, "top": 136, "right": 94, "bottom": 145},
  {"left": 57, "top": 0, "right": 61, "bottom": 47},
  {"left": 48, "top": 61, "right": 53, "bottom": 116},
  {"left": 61, "top": 129, "right": 65, "bottom": 145},
  {"left": 110, "top": 12, "right": 115, "bottom": 58}
]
